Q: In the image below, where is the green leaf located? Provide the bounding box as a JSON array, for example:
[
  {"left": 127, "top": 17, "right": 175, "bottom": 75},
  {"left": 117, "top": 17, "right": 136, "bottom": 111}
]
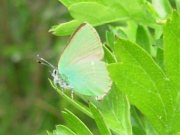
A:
[
  {"left": 152, "top": 0, "right": 172, "bottom": 18},
  {"left": 131, "top": 107, "right": 158, "bottom": 135},
  {"left": 94, "top": 85, "right": 132, "bottom": 135},
  {"left": 118, "top": 21, "right": 138, "bottom": 42},
  {"left": 163, "top": 11, "right": 180, "bottom": 134},
  {"left": 53, "top": 125, "right": 76, "bottom": 135},
  {"left": 47, "top": 131, "right": 53, "bottom": 135},
  {"left": 176, "top": 0, "right": 180, "bottom": 12},
  {"left": 143, "top": 117, "right": 158, "bottom": 135},
  {"left": 108, "top": 25, "right": 128, "bottom": 40},
  {"left": 69, "top": 1, "right": 157, "bottom": 25},
  {"left": 55, "top": 0, "right": 158, "bottom": 35},
  {"left": 164, "top": 11, "right": 180, "bottom": 89},
  {"left": 59, "top": 0, "right": 94, "bottom": 7},
  {"left": 69, "top": 2, "right": 122, "bottom": 25},
  {"left": 103, "top": 45, "right": 116, "bottom": 63},
  {"left": 49, "top": 20, "right": 82, "bottom": 36},
  {"left": 89, "top": 103, "right": 111, "bottom": 135},
  {"left": 106, "top": 31, "right": 115, "bottom": 51},
  {"left": 108, "top": 39, "right": 178, "bottom": 134},
  {"left": 62, "top": 109, "right": 93, "bottom": 135},
  {"left": 136, "top": 25, "right": 151, "bottom": 53},
  {"left": 131, "top": 107, "right": 146, "bottom": 135},
  {"left": 155, "top": 48, "right": 164, "bottom": 69}
]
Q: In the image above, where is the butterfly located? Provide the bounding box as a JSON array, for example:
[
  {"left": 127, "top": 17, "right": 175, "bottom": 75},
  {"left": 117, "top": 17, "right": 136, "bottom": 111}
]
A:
[{"left": 38, "top": 23, "right": 112, "bottom": 100}]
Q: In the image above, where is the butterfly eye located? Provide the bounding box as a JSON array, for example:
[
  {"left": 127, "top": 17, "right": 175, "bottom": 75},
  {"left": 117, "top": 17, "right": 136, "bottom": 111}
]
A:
[{"left": 53, "top": 69, "right": 59, "bottom": 76}]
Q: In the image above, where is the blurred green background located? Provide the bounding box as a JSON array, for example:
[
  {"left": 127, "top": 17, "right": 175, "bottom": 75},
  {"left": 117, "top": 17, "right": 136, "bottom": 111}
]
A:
[{"left": 0, "top": 0, "right": 75, "bottom": 134}]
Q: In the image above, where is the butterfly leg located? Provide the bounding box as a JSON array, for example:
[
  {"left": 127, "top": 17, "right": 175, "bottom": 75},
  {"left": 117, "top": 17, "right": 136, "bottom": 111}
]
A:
[
  {"left": 61, "top": 88, "right": 64, "bottom": 93},
  {"left": 71, "top": 91, "right": 74, "bottom": 99}
]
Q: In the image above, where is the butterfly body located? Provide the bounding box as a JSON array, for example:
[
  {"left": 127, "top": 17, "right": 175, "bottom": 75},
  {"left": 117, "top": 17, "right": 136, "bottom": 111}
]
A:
[{"left": 51, "top": 69, "right": 72, "bottom": 90}]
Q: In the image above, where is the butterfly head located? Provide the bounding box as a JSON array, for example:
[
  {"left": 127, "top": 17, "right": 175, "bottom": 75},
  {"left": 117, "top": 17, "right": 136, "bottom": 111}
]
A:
[
  {"left": 37, "top": 55, "right": 72, "bottom": 89},
  {"left": 51, "top": 68, "right": 61, "bottom": 85}
]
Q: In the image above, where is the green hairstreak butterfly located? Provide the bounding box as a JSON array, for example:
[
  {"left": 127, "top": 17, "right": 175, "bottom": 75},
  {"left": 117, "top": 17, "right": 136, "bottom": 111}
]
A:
[{"left": 38, "top": 23, "right": 112, "bottom": 100}]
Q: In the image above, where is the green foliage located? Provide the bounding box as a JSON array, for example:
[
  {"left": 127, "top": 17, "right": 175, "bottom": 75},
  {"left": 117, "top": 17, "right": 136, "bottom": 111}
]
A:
[
  {"left": 51, "top": 0, "right": 158, "bottom": 36},
  {"left": 94, "top": 85, "right": 132, "bottom": 135},
  {"left": 47, "top": 1, "right": 180, "bottom": 135},
  {"left": 2, "top": 0, "right": 179, "bottom": 134},
  {"left": 163, "top": 11, "right": 180, "bottom": 134},
  {"left": 151, "top": 0, "right": 172, "bottom": 18},
  {"left": 164, "top": 12, "right": 180, "bottom": 89},
  {"left": 108, "top": 38, "right": 178, "bottom": 134},
  {"left": 49, "top": 80, "right": 132, "bottom": 135},
  {"left": 47, "top": 125, "right": 76, "bottom": 135},
  {"left": 89, "top": 103, "right": 111, "bottom": 135},
  {"left": 62, "top": 109, "right": 93, "bottom": 135}
]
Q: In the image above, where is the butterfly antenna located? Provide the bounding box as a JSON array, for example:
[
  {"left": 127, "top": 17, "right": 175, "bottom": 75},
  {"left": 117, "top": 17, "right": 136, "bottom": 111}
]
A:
[{"left": 37, "top": 54, "right": 55, "bottom": 69}]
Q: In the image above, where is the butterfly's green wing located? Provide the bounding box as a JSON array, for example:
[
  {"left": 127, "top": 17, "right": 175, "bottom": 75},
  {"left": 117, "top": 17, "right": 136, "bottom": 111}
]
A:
[
  {"left": 59, "top": 23, "right": 104, "bottom": 66},
  {"left": 58, "top": 23, "right": 112, "bottom": 96}
]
